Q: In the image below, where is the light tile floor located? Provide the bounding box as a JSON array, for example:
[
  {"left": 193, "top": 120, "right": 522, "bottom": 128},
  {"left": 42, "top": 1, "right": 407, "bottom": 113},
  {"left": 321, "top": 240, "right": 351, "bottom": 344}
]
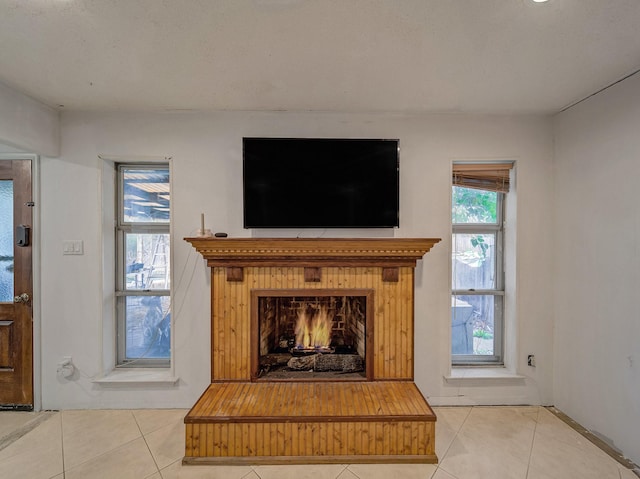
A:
[{"left": 0, "top": 406, "right": 637, "bottom": 479}]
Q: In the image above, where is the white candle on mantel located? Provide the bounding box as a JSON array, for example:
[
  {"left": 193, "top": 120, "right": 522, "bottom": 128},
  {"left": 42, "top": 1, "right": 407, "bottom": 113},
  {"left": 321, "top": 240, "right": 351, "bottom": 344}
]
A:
[{"left": 200, "top": 213, "right": 205, "bottom": 233}]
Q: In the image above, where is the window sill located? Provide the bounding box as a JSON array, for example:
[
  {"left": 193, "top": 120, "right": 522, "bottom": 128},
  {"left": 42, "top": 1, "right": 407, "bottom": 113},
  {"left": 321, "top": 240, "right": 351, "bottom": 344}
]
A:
[
  {"left": 444, "top": 367, "right": 526, "bottom": 386},
  {"left": 92, "top": 368, "right": 179, "bottom": 386}
]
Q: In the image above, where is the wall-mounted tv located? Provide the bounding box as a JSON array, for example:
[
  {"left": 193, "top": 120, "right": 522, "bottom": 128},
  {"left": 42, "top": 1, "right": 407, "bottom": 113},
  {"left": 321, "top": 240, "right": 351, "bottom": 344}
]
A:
[{"left": 243, "top": 138, "right": 399, "bottom": 229}]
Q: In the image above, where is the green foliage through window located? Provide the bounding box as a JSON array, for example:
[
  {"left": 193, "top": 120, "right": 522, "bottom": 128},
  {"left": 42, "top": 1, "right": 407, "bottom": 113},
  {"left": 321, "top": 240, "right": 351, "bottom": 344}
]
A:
[{"left": 452, "top": 186, "right": 498, "bottom": 224}]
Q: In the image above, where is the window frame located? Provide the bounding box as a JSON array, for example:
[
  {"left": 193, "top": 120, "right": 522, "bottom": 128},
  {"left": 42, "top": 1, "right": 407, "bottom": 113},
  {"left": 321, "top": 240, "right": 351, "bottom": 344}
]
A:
[
  {"left": 115, "top": 163, "right": 171, "bottom": 367},
  {"left": 451, "top": 187, "right": 505, "bottom": 365}
]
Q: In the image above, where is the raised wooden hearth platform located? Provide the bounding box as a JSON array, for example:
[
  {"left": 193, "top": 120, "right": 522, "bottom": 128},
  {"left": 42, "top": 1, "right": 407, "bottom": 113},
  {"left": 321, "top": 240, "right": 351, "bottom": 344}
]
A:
[{"left": 184, "top": 381, "right": 437, "bottom": 465}]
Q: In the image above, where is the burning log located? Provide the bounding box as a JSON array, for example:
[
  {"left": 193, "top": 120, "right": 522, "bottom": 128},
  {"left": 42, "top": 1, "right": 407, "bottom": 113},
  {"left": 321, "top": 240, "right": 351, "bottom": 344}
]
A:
[
  {"left": 287, "top": 353, "right": 364, "bottom": 373},
  {"left": 314, "top": 354, "right": 364, "bottom": 373},
  {"left": 287, "top": 355, "right": 317, "bottom": 370},
  {"left": 261, "top": 354, "right": 291, "bottom": 367},
  {"left": 258, "top": 353, "right": 293, "bottom": 377}
]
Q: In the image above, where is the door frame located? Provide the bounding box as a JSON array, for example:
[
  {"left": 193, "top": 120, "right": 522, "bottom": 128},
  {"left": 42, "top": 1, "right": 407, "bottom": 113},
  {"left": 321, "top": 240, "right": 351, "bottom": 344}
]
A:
[{"left": 0, "top": 154, "right": 40, "bottom": 411}]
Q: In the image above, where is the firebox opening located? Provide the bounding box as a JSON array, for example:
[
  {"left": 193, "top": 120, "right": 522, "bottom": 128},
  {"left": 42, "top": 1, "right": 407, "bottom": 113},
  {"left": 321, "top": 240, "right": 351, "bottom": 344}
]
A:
[{"left": 256, "top": 292, "right": 370, "bottom": 380}]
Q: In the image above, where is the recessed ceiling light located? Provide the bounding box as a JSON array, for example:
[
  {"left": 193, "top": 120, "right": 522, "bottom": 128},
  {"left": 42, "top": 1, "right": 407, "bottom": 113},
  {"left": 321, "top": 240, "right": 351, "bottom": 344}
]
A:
[{"left": 532, "top": 0, "right": 549, "bottom": 3}]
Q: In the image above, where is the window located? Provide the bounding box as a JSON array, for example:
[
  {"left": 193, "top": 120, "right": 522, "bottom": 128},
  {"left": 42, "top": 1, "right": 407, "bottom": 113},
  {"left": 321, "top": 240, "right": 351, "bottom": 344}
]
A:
[
  {"left": 451, "top": 162, "right": 512, "bottom": 365},
  {"left": 116, "top": 165, "right": 170, "bottom": 366}
]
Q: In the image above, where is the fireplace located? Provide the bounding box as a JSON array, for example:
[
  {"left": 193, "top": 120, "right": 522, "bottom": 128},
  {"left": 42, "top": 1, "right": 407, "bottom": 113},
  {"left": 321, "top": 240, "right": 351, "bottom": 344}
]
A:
[
  {"left": 183, "top": 237, "right": 440, "bottom": 465},
  {"left": 252, "top": 290, "right": 373, "bottom": 380}
]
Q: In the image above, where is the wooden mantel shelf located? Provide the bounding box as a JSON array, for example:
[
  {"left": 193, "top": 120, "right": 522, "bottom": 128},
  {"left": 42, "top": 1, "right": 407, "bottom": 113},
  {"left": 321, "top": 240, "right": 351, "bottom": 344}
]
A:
[{"left": 184, "top": 237, "right": 441, "bottom": 268}]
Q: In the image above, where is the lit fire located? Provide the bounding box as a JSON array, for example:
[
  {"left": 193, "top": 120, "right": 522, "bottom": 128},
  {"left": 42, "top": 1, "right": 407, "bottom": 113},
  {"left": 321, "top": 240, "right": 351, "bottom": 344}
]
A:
[{"left": 294, "top": 305, "right": 333, "bottom": 350}]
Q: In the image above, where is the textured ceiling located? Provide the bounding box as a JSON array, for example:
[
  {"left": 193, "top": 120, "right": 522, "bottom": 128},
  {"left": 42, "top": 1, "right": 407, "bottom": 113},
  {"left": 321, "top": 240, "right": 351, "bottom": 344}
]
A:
[{"left": 1, "top": 0, "right": 639, "bottom": 114}]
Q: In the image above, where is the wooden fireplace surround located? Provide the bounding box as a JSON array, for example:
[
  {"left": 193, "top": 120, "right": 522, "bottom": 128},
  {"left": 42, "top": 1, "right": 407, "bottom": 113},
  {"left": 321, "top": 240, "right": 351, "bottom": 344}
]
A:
[{"left": 183, "top": 237, "right": 440, "bottom": 465}]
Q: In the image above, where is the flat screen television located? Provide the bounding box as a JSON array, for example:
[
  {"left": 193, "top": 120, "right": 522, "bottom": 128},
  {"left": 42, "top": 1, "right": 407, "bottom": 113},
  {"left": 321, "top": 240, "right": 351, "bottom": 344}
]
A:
[{"left": 243, "top": 138, "right": 399, "bottom": 228}]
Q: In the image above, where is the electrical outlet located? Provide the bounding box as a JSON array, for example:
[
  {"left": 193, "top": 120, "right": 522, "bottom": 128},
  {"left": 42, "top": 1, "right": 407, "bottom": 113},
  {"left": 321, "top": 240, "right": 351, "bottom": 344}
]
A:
[
  {"left": 57, "top": 356, "right": 75, "bottom": 378},
  {"left": 527, "top": 354, "right": 536, "bottom": 367}
]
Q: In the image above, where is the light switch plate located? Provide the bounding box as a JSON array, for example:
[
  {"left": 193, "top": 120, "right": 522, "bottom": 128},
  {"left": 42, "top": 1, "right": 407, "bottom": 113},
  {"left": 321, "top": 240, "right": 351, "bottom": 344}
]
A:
[{"left": 63, "top": 240, "right": 84, "bottom": 255}]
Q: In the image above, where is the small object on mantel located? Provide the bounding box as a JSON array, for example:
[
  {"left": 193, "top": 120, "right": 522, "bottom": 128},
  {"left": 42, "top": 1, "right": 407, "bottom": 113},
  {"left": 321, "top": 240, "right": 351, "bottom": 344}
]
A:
[
  {"left": 197, "top": 213, "right": 214, "bottom": 237},
  {"left": 214, "top": 232, "right": 228, "bottom": 238},
  {"left": 197, "top": 228, "right": 213, "bottom": 237}
]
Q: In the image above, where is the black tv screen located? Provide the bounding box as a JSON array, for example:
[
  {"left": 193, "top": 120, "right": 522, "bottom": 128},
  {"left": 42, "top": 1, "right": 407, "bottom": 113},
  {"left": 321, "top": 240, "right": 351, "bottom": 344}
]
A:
[{"left": 243, "top": 138, "right": 399, "bottom": 228}]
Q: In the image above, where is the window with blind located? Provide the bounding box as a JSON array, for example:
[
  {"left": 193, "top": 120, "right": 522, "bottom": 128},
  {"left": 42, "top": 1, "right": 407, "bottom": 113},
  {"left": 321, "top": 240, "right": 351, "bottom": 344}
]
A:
[{"left": 451, "top": 162, "right": 513, "bottom": 365}]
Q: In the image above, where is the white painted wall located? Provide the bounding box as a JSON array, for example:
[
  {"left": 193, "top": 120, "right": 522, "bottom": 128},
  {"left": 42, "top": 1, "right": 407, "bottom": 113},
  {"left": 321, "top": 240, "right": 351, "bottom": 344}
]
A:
[
  {"left": 36, "top": 110, "right": 555, "bottom": 410},
  {"left": 554, "top": 74, "right": 640, "bottom": 464},
  {"left": 0, "top": 143, "right": 25, "bottom": 153},
  {"left": 0, "top": 81, "right": 59, "bottom": 157}
]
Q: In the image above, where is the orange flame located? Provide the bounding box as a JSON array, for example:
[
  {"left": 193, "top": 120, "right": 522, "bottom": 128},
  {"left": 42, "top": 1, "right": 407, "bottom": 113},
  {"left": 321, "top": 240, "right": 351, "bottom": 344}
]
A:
[{"left": 295, "top": 305, "right": 333, "bottom": 349}]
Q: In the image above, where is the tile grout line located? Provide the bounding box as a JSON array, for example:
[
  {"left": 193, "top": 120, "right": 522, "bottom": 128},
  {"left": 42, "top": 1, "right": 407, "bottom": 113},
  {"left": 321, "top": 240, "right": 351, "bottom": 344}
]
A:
[
  {"left": 61, "top": 411, "right": 151, "bottom": 475},
  {"left": 523, "top": 406, "right": 541, "bottom": 479},
  {"left": 432, "top": 405, "right": 473, "bottom": 479},
  {"left": 437, "top": 405, "right": 473, "bottom": 464},
  {"left": 440, "top": 406, "right": 475, "bottom": 479},
  {"left": 59, "top": 412, "right": 66, "bottom": 479},
  {"left": 161, "top": 458, "right": 184, "bottom": 479},
  {"left": 338, "top": 464, "right": 351, "bottom": 479},
  {"left": 63, "top": 434, "right": 145, "bottom": 474},
  {"left": 337, "top": 464, "right": 355, "bottom": 479},
  {"left": 131, "top": 411, "right": 162, "bottom": 478},
  {"left": 242, "top": 468, "right": 259, "bottom": 479}
]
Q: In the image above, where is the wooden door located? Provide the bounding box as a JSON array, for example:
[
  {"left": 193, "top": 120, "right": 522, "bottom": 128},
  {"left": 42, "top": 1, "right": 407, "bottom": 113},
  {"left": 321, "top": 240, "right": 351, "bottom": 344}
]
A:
[{"left": 0, "top": 159, "right": 33, "bottom": 409}]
